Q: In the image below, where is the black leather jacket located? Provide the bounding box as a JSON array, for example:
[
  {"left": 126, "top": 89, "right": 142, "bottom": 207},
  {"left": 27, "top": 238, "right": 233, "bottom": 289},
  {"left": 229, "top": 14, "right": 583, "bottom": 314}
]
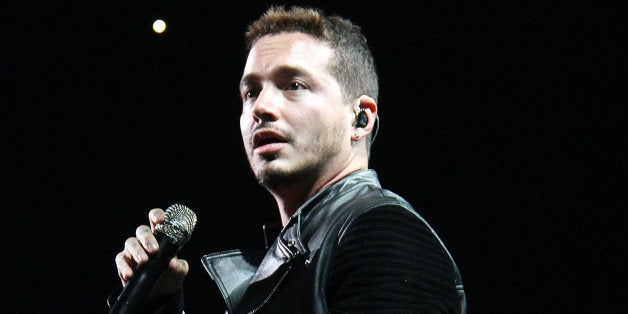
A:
[{"left": 202, "top": 170, "right": 466, "bottom": 313}]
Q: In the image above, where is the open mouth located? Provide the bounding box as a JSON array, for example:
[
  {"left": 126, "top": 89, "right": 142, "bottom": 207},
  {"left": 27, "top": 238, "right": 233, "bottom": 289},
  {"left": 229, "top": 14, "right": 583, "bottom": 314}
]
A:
[{"left": 253, "top": 130, "right": 287, "bottom": 149}]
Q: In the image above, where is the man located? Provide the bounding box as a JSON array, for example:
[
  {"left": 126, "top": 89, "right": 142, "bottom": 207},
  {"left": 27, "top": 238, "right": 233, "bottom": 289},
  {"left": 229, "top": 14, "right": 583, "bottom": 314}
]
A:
[{"left": 113, "top": 6, "right": 466, "bottom": 313}]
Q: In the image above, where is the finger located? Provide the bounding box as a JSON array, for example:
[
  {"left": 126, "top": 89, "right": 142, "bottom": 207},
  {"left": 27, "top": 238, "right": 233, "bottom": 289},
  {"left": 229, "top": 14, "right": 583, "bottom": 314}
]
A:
[
  {"left": 124, "top": 237, "right": 148, "bottom": 264},
  {"left": 115, "top": 251, "right": 135, "bottom": 284},
  {"left": 135, "top": 224, "right": 158, "bottom": 254},
  {"left": 148, "top": 208, "right": 165, "bottom": 232}
]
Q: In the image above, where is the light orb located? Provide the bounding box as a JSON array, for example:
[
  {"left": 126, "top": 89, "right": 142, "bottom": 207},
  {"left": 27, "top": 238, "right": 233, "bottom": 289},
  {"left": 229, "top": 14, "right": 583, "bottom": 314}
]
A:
[{"left": 152, "top": 19, "right": 166, "bottom": 33}]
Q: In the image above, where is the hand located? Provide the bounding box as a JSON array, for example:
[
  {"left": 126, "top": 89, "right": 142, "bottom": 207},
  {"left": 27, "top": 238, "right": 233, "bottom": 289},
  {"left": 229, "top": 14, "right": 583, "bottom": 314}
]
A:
[{"left": 114, "top": 208, "right": 189, "bottom": 297}]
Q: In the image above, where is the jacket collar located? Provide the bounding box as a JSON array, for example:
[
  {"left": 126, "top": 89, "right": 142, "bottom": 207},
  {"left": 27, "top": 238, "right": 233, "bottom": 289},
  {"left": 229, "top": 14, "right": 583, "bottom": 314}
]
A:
[
  {"left": 248, "top": 170, "right": 381, "bottom": 285},
  {"left": 277, "top": 169, "right": 381, "bottom": 259}
]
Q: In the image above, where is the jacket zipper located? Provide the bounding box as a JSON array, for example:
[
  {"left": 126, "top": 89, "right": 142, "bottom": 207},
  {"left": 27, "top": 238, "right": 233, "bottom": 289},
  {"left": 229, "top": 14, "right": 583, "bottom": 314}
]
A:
[{"left": 247, "top": 263, "right": 293, "bottom": 314}]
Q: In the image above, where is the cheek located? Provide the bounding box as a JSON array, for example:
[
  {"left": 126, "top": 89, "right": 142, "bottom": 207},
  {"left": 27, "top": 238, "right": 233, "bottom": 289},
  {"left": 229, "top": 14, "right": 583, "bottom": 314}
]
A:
[
  {"left": 302, "top": 115, "right": 346, "bottom": 145},
  {"left": 240, "top": 117, "right": 251, "bottom": 147}
]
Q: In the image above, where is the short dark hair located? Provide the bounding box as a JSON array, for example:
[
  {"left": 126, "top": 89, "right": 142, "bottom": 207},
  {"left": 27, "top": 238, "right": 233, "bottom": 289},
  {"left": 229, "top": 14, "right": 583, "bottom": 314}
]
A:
[{"left": 245, "top": 6, "right": 379, "bottom": 104}]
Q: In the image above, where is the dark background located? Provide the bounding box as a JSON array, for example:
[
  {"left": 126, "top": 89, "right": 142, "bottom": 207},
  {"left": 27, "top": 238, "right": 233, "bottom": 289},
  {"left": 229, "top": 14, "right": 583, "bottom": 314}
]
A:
[{"left": 3, "top": 1, "right": 624, "bottom": 313}]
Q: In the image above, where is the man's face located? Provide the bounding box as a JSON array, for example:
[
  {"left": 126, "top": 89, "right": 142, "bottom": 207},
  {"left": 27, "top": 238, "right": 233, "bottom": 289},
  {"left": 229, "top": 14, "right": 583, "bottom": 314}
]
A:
[{"left": 239, "top": 32, "right": 353, "bottom": 188}]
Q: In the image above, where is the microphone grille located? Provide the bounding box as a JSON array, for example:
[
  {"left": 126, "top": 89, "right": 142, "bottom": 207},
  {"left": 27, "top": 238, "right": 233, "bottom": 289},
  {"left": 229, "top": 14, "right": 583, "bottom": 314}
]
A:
[{"left": 156, "top": 204, "right": 197, "bottom": 245}]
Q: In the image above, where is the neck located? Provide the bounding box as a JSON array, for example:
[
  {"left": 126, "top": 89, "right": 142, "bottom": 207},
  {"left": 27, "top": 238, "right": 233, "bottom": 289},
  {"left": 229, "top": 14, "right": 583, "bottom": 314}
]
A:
[{"left": 269, "top": 164, "right": 367, "bottom": 226}]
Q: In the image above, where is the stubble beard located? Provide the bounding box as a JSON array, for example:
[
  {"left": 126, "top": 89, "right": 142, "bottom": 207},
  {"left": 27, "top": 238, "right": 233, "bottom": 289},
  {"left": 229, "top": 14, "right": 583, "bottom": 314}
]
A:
[
  {"left": 256, "top": 161, "right": 317, "bottom": 190},
  {"left": 252, "top": 124, "right": 345, "bottom": 190}
]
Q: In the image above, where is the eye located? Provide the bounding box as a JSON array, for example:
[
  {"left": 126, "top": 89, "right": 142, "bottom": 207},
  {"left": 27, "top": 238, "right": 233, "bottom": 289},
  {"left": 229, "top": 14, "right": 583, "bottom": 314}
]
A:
[
  {"left": 243, "top": 88, "right": 259, "bottom": 100},
  {"left": 285, "top": 81, "right": 307, "bottom": 91}
]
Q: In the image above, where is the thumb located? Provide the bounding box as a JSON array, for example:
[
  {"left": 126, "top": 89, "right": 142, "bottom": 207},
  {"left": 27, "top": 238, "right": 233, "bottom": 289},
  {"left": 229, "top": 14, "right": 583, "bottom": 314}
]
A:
[
  {"left": 152, "top": 257, "right": 189, "bottom": 296},
  {"left": 168, "top": 257, "right": 189, "bottom": 279}
]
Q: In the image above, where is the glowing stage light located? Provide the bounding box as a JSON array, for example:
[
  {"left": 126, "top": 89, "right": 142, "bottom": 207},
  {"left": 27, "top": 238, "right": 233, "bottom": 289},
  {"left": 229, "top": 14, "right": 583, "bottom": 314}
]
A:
[{"left": 152, "top": 19, "right": 166, "bottom": 33}]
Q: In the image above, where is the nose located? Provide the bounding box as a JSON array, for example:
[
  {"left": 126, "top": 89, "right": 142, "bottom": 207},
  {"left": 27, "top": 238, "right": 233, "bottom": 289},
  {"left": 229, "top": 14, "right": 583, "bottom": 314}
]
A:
[{"left": 252, "top": 87, "right": 280, "bottom": 123}]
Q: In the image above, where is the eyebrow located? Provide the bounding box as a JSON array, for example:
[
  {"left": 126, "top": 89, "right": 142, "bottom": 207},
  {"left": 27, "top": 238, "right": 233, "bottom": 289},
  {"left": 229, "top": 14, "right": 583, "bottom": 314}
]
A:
[
  {"left": 239, "top": 65, "right": 314, "bottom": 91},
  {"left": 239, "top": 73, "right": 260, "bottom": 92}
]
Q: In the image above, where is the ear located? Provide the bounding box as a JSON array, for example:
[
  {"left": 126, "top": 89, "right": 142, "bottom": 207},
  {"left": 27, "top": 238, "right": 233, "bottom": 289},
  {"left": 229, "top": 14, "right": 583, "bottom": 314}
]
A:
[{"left": 352, "top": 95, "right": 378, "bottom": 140}]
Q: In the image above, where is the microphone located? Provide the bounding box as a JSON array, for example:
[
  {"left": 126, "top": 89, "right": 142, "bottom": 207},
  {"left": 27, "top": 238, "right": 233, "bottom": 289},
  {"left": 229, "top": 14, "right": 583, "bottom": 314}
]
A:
[{"left": 110, "top": 204, "right": 197, "bottom": 314}]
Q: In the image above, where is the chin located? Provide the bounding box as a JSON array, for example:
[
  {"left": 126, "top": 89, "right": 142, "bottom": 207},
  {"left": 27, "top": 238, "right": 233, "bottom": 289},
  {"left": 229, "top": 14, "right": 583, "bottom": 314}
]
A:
[
  {"left": 255, "top": 166, "right": 295, "bottom": 188},
  {"left": 255, "top": 162, "right": 317, "bottom": 190}
]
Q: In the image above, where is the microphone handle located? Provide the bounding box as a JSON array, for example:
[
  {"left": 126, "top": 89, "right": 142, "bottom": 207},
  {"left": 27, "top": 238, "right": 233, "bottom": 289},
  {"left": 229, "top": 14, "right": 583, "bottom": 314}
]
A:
[{"left": 109, "top": 233, "right": 180, "bottom": 314}]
